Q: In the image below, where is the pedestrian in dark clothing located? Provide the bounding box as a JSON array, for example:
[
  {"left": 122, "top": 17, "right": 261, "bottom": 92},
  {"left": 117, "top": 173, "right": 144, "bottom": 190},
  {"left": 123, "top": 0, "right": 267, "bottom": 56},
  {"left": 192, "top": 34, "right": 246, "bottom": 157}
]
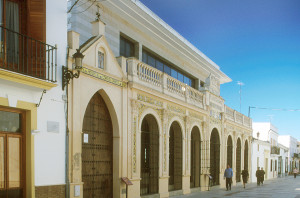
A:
[
  {"left": 255, "top": 167, "right": 261, "bottom": 186},
  {"left": 224, "top": 164, "right": 233, "bottom": 191},
  {"left": 293, "top": 168, "right": 298, "bottom": 178},
  {"left": 260, "top": 167, "right": 265, "bottom": 185},
  {"left": 241, "top": 169, "right": 249, "bottom": 188}
]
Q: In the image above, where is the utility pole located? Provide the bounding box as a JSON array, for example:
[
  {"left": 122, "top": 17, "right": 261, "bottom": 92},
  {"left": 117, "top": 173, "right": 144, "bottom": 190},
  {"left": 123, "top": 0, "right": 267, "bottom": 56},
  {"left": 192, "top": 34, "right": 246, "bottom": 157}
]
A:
[{"left": 237, "top": 81, "right": 244, "bottom": 113}]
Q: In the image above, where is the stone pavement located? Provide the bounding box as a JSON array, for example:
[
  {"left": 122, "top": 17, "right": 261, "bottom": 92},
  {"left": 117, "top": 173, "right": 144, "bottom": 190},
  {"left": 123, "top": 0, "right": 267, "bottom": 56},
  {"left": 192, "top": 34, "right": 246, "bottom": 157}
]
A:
[{"left": 173, "top": 176, "right": 300, "bottom": 198}]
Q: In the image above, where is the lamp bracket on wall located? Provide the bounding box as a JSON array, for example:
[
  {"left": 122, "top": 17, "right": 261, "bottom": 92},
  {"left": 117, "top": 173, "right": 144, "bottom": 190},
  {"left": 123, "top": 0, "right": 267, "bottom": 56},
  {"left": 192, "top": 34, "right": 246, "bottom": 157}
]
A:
[{"left": 62, "top": 66, "right": 80, "bottom": 90}]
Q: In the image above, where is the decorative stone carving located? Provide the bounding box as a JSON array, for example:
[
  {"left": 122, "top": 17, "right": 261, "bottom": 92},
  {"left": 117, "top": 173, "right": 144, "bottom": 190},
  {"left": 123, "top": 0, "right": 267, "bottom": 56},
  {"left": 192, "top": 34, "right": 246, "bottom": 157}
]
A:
[
  {"left": 137, "top": 94, "right": 163, "bottom": 107},
  {"left": 205, "top": 74, "right": 220, "bottom": 96}
]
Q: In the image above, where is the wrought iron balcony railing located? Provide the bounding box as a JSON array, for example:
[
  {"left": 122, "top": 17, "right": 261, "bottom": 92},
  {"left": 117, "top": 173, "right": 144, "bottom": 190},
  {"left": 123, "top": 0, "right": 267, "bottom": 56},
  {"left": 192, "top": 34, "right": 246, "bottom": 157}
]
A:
[
  {"left": 0, "top": 25, "right": 57, "bottom": 82},
  {"left": 271, "top": 146, "right": 280, "bottom": 155}
]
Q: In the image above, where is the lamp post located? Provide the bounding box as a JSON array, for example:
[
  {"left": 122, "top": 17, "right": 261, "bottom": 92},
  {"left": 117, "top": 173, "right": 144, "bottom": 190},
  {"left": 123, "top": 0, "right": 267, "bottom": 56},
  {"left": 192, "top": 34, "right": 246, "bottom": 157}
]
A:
[{"left": 62, "top": 49, "right": 84, "bottom": 90}]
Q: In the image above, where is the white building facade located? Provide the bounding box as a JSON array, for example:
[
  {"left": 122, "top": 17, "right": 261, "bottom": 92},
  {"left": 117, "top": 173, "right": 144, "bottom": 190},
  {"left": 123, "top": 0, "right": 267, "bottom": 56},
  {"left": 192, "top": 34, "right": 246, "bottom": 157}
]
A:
[
  {"left": 251, "top": 122, "right": 288, "bottom": 182},
  {"left": 0, "top": 0, "right": 68, "bottom": 197},
  {"left": 66, "top": 0, "right": 253, "bottom": 198},
  {"left": 278, "top": 135, "right": 299, "bottom": 173}
]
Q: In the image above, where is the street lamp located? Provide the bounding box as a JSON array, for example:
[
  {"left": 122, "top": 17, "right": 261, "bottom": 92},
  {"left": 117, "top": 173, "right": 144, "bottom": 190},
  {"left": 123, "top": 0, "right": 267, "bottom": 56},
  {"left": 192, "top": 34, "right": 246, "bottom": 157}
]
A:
[{"left": 62, "top": 49, "right": 84, "bottom": 90}]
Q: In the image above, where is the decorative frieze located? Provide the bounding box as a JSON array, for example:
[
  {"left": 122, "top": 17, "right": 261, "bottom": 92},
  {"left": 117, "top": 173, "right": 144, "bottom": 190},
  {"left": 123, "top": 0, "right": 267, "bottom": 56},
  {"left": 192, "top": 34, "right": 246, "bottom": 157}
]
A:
[
  {"left": 82, "top": 66, "right": 127, "bottom": 87},
  {"left": 167, "top": 104, "right": 185, "bottom": 114},
  {"left": 137, "top": 94, "right": 163, "bottom": 107},
  {"left": 189, "top": 111, "right": 204, "bottom": 121}
]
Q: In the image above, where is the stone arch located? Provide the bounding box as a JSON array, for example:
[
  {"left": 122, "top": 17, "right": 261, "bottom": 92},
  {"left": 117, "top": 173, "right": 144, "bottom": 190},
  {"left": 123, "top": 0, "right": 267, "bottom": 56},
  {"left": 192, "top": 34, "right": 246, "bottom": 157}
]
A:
[
  {"left": 140, "top": 114, "right": 160, "bottom": 196},
  {"left": 227, "top": 135, "right": 233, "bottom": 168},
  {"left": 168, "top": 116, "right": 185, "bottom": 138},
  {"left": 81, "top": 89, "right": 120, "bottom": 138},
  {"left": 210, "top": 128, "right": 220, "bottom": 186},
  {"left": 190, "top": 126, "right": 201, "bottom": 188},
  {"left": 139, "top": 108, "right": 162, "bottom": 136},
  {"left": 189, "top": 122, "right": 204, "bottom": 140},
  {"left": 244, "top": 140, "right": 249, "bottom": 171},
  {"left": 236, "top": 137, "right": 242, "bottom": 182},
  {"left": 168, "top": 120, "right": 183, "bottom": 191},
  {"left": 82, "top": 91, "right": 114, "bottom": 197}
]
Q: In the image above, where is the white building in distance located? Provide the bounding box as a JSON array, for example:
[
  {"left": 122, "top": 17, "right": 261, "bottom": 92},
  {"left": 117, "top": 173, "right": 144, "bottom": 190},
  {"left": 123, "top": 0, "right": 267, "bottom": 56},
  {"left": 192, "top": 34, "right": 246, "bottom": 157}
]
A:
[
  {"left": 278, "top": 135, "right": 299, "bottom": 172},
  {"left": 251, "top": 122, "right": 288, "bottom": 182}
]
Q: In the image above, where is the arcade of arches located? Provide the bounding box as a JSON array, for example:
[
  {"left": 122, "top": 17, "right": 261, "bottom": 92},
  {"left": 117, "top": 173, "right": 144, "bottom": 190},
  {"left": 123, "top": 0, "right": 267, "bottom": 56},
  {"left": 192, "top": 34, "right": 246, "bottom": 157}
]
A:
[{"left": 72, "top": 90, "right": 252, "bottom": 198}]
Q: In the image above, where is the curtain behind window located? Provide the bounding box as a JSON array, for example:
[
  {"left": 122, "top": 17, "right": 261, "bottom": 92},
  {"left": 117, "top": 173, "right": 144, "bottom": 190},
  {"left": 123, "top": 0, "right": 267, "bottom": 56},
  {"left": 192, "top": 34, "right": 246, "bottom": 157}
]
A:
[{"left": 6, "top": 1, "right": 19, "bottom": 64}]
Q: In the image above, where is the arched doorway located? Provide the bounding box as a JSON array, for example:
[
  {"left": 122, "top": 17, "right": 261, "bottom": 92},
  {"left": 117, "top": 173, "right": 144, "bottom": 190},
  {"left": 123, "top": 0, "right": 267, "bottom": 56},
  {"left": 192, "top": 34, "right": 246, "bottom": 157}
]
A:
[
  {"left": 82, "top": 92, "right": 113, "bottom": 198},
  {"left": 244, "top": 140, "right": 249, "bottom": 170},
  {"left": 140, "top": 114, "right": 159, "bottom": 196},
  {"left": 227, "top": 135, "right": 233, "bottom": 168},
  {"left": 210, "top": 128, "right": 220, "bottom": 186},
  {"left": 236, "top": 138, "right": 241, "bottom": 182},
  {"left": 190, "top": 126, "right": 201, "bottom": 188},
  {"left": 169, "top": 121, "right": 182, "bottom": 191}
]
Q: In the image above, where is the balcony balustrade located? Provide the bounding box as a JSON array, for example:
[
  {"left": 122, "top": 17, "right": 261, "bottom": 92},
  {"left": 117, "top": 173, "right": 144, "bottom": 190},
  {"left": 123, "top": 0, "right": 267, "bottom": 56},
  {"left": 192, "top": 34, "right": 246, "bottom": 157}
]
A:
[
  {"left": 224, "top": 105, "right": 252, "bottom": 128},
  {"left": 0, "top": 26, "right": 57, "bottom": 82},
  {"left": 271, "top": 146, "right": 280, "bottom": 155},
  {"left": 129, "top": 59, "right": 204, "bottom": 109},
  {"left": 125, "top": 57, "right": 252, "bottom": 128}
]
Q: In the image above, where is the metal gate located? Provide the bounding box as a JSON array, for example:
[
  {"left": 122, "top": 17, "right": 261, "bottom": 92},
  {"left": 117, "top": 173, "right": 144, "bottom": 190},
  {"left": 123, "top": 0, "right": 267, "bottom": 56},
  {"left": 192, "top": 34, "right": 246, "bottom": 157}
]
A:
[
  {"left": 190, "top": 128, "right": 201, "bottom": 188},
  {"left": 236, "top": 138, "right": 241, "bottom": 182},
  {"left": 227, "top": 136, "right": 233, "bottom": 168},
  {"left": 244, "top": 141, "right": 248, "bottom": 170},
  {"left": 210, "top": 129, "right": 220, "bottom": 186},
  {"left": 82, "top": 92, "right": 113, "bottom": 198},
  {"left": 140, "top": 115, "right": 159, "bottom": 196},
  {"left": 169, "top": 122, "right": 182, "bottom": 191}
]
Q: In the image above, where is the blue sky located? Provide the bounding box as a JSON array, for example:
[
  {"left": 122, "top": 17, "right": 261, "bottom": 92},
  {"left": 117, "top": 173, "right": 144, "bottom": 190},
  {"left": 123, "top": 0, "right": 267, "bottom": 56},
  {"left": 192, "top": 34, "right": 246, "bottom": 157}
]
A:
[{"left": 139, "top": 0, "right": 300, "bottom": 140}]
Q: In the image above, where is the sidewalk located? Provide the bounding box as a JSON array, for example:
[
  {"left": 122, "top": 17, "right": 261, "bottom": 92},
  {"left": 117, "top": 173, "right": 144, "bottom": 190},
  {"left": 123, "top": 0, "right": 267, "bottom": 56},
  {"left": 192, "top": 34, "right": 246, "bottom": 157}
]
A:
[{"left": 173, "top": 176, "right": 300, "bottom": 198}]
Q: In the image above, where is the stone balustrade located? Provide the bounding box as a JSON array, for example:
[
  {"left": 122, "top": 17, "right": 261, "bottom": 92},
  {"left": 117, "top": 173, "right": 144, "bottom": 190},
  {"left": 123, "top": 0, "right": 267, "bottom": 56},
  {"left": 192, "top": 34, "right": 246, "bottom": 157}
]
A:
[
  {"left": 124, "top": 57, "right": 252, "bottom": 127},
  {"left": 224, "top": 105, "right": 252, "bottom": 128},
  {"left": 127, "top": 58, "right": 205, "bottom": 109}
]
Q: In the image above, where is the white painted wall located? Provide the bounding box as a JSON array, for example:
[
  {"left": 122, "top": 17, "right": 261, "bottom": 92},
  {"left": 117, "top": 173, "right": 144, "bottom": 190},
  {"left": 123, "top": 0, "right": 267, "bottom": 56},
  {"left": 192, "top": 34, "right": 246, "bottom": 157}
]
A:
[
  {"left": 34, "top": 0, "right": 68, "bottom": 186},
  {"left": 251, "top": 140, "right": 270, "bottom": 182},
  {"left": 0, "top": 0, "right": 67, "bottom": 186},
  {"left": 278, "top": 135, "right": 298, "bottom": 172}
]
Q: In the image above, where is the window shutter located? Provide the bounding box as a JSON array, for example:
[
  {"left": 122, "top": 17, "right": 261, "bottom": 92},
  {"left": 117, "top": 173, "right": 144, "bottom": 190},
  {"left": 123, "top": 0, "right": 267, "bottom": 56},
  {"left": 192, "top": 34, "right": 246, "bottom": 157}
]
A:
[{"left": 27, "top": 0, "right": 46, "bottom": 78}]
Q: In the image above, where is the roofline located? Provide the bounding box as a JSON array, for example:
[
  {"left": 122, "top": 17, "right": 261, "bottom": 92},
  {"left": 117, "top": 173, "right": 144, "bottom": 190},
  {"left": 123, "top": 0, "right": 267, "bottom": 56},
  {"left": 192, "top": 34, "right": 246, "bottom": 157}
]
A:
[{"left": 129, "top": 0, "right": 231, "bottom": 83}]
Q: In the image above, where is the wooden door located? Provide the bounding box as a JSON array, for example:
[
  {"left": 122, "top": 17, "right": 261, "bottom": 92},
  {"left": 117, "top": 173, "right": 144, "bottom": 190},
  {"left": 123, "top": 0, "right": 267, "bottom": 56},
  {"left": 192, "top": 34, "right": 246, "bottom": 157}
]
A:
[
  {"left": 0, "top": 107, "right": 25, "bottom": 198},
  {"left": 82, "top": 93, "right": 113, "bottom": 198}
]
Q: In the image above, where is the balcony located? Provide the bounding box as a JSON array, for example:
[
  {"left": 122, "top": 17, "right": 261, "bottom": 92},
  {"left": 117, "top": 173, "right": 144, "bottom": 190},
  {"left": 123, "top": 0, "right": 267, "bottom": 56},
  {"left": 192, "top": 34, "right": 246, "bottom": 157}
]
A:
[
  {"left": 126, "top": 58, "right": 205, "bottom": 109},
  {"left": 271, "top": 146, "right": 280, "bottom": 155},
  {"left": 0, "top": 26, "right": 57, "bottom": 83},
  {"left": 123, "top": 57, "right": 252, "bottom": 128},
  {"left": 224, "top": 105, "right": 252, "bottom": 128}
]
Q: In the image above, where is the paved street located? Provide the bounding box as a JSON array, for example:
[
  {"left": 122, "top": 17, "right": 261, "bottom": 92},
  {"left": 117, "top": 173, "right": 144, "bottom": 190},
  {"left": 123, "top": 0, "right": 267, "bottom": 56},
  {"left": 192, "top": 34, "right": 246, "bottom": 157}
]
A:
[{"left": 174, "top": 176, "right": 300, "bottom": 198}]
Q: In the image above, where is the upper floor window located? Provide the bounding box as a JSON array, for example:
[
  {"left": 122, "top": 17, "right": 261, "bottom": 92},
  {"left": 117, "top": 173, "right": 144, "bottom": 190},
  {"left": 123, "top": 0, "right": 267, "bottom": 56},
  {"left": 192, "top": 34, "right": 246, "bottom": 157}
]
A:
[
  {"left": 142, "top": 49, "right": 194, "bottom": 88},
  {"left": 120, "top": 36, "right": 134, "bottom": 58}
]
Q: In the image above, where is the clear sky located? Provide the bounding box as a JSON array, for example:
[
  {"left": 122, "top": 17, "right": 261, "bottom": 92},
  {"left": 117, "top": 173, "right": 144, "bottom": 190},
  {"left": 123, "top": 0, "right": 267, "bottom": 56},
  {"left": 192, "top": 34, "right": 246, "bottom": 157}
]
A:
[{"left": 139, "top": 0, "right": 300, "bottom": 140}]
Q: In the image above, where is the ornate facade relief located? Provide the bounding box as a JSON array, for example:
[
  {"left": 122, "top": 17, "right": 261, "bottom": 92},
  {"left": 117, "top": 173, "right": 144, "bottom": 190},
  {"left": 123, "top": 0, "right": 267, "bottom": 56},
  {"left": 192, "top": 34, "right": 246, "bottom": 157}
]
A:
[{"left": 205, "top": 74, "right": 221, "bottom": 96}]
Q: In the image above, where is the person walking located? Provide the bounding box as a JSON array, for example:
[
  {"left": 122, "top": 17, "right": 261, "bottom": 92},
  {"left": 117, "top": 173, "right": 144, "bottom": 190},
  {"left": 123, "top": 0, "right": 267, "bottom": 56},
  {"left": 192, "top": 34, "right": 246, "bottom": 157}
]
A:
[
  {"left": 241, "top": 169, "right": 249, "bottom": 188},
  {"left": 255, "top": 167, "right": 261, "bottom": 186},
  {"left": 224, "top": 164, "right": 233, "bottom": 191},
  {"left": 260, "top": 167, "right": 265, "bottom": 185},
  {"left": 293, "top": 167, "right": 298, "bottom": 178}
]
